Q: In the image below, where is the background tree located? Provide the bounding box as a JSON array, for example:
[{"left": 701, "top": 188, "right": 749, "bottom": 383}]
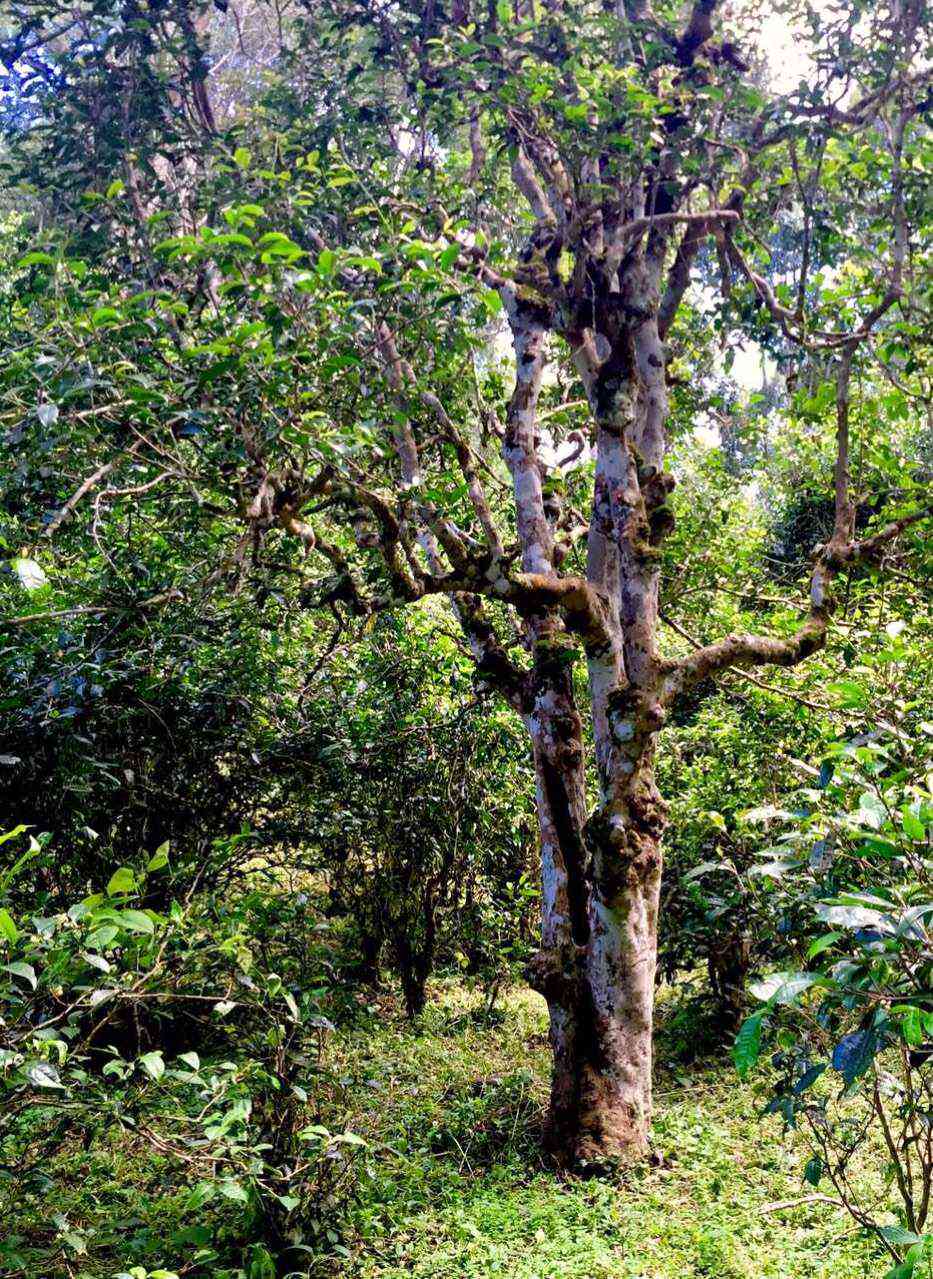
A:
[{"left": 294, "top": 610, "right": 536, "bottom": 1016}]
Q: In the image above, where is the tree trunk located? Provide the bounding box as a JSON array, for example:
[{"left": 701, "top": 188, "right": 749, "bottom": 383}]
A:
[
  {"left": 505, "top": 276, "right": 674, "bottom": 1165},
  {"left": 576, "top": 769, "right": 664, "bottom": 1165},
  {"left": 521, "top": 313, "right": 672, "bottom": 1164},
  {"left": 526, "top": 644, "right": 666, "bottom": 1167},
  {"left": 392, "top": 890, "right": 436, "bottom": 1020},
  {"left": 532, "top": 773, "right": 664, "bottom": 1165},
  {"left": 394, "top": 933, "right": 430, "bottom": 1019},
  {"left": 707, "top": 929, "right": 751, "bottom": 1038},
  {"left": 523, "top": 640, "right": 587, "bottom": 1143},
  {"left": 357, "top": 928, "right": 383, "bottom": 987}
]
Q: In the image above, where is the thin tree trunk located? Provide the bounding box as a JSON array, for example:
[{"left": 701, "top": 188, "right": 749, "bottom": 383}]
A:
[
  {"left": 358, "top": 929, "right": 383, "bottom": 987},
  {"left": 524, "top": 654, "right": 591, "bottom": 1160},
  {"left": 708, "top": 929, "right": 751, "bottom": 1037}
]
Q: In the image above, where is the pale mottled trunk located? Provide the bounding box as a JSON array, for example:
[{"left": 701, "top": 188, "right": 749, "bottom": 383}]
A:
[
  {"left": 530, "top": 749, "right": 664, "bottom": 1163},
  {"left": 529, "top": 325, "right": 669, "bottom": 1162},
  {"left": 507, "top": 276, "right": 671, "bottom": 1163},
  {"left": 528, "top": 661, "right": 665, "bottom": 1165},
  {"left": 579, "top": 756, "right": 664, "bottom": 1162}
]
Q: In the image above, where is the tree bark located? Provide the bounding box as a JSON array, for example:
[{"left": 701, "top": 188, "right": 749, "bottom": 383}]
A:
[
  {"left": 577, "top": 753, "right": 665, "bottom": 1164},
  {"left": 526, "top": 635, "right": 666, "bottom": 1166},
  {"left": 545, "top": 319, "right": 669, "bottom": 1163},
  {"left": 508, "top": 270, "right": 673, "bottom": 1164},
  {"left": 524, "top": 648, "right": 589, "bottom": 1160},
  {"left": 530, "top": 744, "right": 665, "bottom": 1163},
  {"left": 394, "top": 931, "right": 432, "bottom": 1019},
  {"left": 357, "top": 929, "right": 383, "bottom": 988}
]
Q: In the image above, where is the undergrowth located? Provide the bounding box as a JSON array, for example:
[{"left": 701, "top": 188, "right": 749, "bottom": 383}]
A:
[{"left": 1, "top": 978, "right": 890, "bottom": 1279}]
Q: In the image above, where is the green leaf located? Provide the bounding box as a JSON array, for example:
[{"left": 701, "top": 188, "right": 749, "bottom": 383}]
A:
[
  {"left": 894, "top": 1004, "right": 923, "bottom": 1047},
  {"left": 856, "top": 791, "right": 886, "bottom": 830},
  {"left": 85, "top": 924, "right": 119, "bottom": 950},
  {"left": 248, "top": 1245, "right": 277, "bottom": 1279},
  {"left": 832, "top": 1029, "right": 878, "bottom": 1084},
  {"left": 218, "top": 1179, "right": 249, "bottom": 1202},
  {"left": 0, "top": 908, "right": 18, "bottom": 944},
  {"left": 147, "top": 841, "right": 170, "bottom": 872},
  {"left": 186, "top": 1181, "right": 216, "bottom": 1209},
  {"left": 793, "top": 1063, "right": 827, "bottom": 1094},
  {"left": 807, "top": 931, "right": 842, "bottom": 959},
  {"left": 317, "top": 248, "right": 336, "bottom": 276},
  {"left": 733, "top": 1010, "right": 764, "bottom": 1078},
  {"left": 107, "top": 867, "right": 136, "bottom": 896},
  {"left": 5, "top": 961, "right": 37, "bottom": 988},
  {"left": 749, "top": 971, "right": 819, "bottom": 1005},
  {"left": 138, "top": 1051, "right": 165, "bottom": 1081},
  {"left": 902, "top": 807, "right": 925, "bottom": 841},
  {"left": 233, "top": 146, "right": 252, "bottom": 169},
  {"left": 739, "top": 804, "right": 793, "bottom": 826},
  {"left": 26, "top": 1061, "right": 64, "bottom": 1090},
  {"left": 803, "top": 1154, "right": 822, "bottom": 1186},
  {"left": 827, "top": 680, "right": 868, "bottom": 708},
  {"left": 438, "top": 243, "right": 460, "bottom": 271},
  {"left": 13, "top": 556, "right": 48, "bottom": 590},
  {"left": 91, "top": 306, "right": 122, "bottom": 326},
  {"left": 682, "top": 860, "right": 728, "bottom": 882},
  {"left": 815, "top": 902, "right": 888, "bottom": 931},
  {"left": 117, "top": 909, "right": 154, "bottom": 935},
  {"left": 880, "top": 1225, "right": 924, "bottom": 1246},
  {"left": 333, "top": 1130, "right": 368, "bottom": 1146}
]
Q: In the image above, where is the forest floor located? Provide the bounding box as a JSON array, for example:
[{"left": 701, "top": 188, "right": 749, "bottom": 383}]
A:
[
  {"left": 1, "top": 979, "right": 891, "bottom": 1279},
  {"left": 330, "top": 979, "right": 886, "bottom": 1279}
]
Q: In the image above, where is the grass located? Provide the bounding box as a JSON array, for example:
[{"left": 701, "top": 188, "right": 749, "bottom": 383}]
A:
[
  {"left": 328, "top": 979, "right": 887, "bottom": 1279},
  {"left": 0, "top": 978, "right": 892, "bottom": 1279}
]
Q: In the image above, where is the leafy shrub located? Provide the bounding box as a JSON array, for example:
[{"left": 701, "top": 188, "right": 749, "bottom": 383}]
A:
[
  {"left": 0, "top": 829, "right": 370, "bottom": 1277},
  {"left": 735, "top": 718, "right": 932, "bottom": 1276}
]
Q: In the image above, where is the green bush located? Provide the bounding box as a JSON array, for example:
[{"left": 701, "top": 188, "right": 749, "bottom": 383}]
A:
[{"left": 0, "top": 828, "right": 370, "bottom": 1277}]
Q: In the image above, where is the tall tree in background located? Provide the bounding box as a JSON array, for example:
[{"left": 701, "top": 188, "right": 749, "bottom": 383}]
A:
[{"left": 0, "top": 0, "right": 929, "bottom": 1163}]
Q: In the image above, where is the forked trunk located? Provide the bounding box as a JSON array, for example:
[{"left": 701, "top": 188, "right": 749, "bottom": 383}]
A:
[
  {"left": 527, "top": 656, "right": 665, "bottom": 1166},
  {"left": 508, "top": 280, "right": 672, "bottom": 1166}
]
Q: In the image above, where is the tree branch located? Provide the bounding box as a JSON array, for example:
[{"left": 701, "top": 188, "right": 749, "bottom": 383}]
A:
[{"left": 44, "top": 440, "right": 146, "bottom": 538}]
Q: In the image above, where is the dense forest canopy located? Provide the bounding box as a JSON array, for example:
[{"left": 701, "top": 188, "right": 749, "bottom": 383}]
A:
[{"left": 0, "top": 1, "right": 930, "bottom": 1276}]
